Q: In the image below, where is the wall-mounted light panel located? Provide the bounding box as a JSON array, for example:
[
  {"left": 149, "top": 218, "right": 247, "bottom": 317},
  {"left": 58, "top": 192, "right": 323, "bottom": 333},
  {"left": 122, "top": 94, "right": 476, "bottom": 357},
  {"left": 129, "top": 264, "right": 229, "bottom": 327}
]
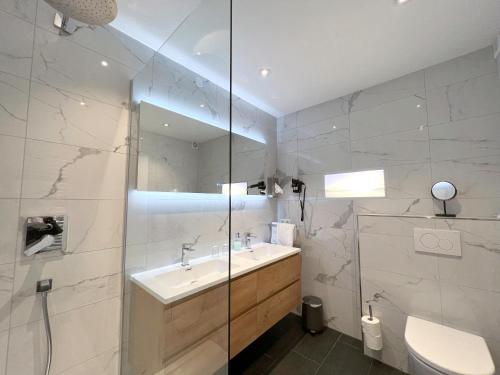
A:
[
  {"left": 222, "top": 182, "right": 248, "bottom": 196},
  {"left": 324, "top": 170, "right": 385, "bottom": 198}
]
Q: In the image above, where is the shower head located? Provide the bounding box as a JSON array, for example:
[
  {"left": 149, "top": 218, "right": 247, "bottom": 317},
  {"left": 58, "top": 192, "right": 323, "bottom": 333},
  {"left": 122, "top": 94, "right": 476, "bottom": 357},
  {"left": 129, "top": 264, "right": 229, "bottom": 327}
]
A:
[{"left": 44, "top": 0, "right": 118, "bottom": 26}]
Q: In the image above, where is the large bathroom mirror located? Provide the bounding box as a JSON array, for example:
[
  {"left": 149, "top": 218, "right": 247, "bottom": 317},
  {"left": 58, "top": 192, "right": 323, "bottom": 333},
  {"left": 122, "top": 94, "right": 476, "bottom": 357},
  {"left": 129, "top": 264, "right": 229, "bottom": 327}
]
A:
[{"left": 137, "top": 101, "right": 267, "bottom": 194}]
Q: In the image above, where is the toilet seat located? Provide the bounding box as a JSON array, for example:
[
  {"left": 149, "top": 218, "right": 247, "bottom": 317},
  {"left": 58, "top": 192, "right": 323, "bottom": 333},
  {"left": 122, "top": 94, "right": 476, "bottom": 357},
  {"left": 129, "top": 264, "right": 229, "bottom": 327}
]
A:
[{"left": 405, "top": 316, "right": 495, "bottom": 375}]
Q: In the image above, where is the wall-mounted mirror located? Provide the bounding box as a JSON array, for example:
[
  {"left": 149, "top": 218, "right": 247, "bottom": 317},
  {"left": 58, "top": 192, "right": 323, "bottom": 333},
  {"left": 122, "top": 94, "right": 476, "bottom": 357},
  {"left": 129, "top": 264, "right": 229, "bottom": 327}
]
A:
[
  {"left": 137, "top": 101, "right": 267, "bottom": 195},
  {"left": 431, "top": 181, "right": 457, "bottom": 217}
]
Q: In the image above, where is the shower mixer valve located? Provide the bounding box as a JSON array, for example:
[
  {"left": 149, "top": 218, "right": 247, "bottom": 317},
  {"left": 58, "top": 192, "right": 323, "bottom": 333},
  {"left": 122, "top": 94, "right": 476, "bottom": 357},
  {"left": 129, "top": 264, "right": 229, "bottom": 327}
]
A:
[{"left": 24, "top": 216, "right": 68, "bottom": 257}]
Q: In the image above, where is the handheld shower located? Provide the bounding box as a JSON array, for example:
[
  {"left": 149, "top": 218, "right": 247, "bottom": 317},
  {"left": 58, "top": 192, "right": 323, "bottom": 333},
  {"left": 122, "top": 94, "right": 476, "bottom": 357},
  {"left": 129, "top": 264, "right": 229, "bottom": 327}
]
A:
[{"left": 37, "top": 279, "right": 53, "bottom": 375}]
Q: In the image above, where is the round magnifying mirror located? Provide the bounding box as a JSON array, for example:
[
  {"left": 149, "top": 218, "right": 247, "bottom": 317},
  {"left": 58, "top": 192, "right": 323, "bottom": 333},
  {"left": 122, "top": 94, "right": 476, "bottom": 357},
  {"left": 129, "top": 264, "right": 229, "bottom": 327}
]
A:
[{"left": 431, "top": 181, "right": 457, "bottom": 217}]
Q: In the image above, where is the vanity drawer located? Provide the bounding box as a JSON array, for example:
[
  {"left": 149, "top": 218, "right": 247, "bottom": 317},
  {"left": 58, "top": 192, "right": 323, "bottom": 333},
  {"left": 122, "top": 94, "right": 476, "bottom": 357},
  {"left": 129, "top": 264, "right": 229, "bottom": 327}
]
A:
[
  {"left": 231, "top": 271, "right": 258, "bottom": 319},
  {"left": 230, "top": 307, "right": 258, "bottom": 358},
  {"left": 256, "top": 254, "right": 301, "bottom": 301},
  {"left": 257, "top": 280, "right": 301, "bottom": 334},
  {"left": 230, "top": 280, "right": 301, "bottom": 358}
]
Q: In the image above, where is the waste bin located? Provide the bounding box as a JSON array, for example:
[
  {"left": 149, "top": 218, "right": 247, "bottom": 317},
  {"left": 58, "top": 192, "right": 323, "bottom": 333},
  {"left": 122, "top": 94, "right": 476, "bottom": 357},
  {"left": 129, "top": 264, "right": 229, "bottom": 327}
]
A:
[{"left": 302, "top": 296, "right": 324, "bottom": 334}]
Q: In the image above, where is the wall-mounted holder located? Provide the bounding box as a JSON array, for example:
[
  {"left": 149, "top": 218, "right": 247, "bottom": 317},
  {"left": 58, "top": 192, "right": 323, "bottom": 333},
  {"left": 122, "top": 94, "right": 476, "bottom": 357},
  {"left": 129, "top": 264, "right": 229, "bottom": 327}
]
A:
[
  {"left": 24, "top": 216, "right": 68, "bottom": 257},
  {"left": 291, "top": 178, "right": 306, "bottom": 222}
]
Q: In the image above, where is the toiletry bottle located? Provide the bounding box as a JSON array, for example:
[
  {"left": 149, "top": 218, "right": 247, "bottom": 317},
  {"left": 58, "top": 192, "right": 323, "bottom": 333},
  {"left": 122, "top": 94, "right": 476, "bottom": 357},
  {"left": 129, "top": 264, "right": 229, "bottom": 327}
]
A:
[{"left": 233, "top": 232, "right": 242, "bottom": 250}]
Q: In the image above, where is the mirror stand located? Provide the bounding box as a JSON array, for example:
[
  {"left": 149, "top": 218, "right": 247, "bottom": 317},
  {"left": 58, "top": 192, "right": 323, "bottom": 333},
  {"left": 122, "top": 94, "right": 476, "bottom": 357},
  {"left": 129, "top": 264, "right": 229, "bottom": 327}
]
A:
[{"left": 436, "top": 200, "right": 456, "bottom": 218}]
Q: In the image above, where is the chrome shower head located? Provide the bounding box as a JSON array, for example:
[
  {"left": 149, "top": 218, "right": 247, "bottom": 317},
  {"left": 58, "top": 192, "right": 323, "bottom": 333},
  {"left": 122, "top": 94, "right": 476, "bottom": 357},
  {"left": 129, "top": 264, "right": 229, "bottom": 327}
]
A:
[{"left": 44, "top": 0, "right": 117, "bottom": 26}]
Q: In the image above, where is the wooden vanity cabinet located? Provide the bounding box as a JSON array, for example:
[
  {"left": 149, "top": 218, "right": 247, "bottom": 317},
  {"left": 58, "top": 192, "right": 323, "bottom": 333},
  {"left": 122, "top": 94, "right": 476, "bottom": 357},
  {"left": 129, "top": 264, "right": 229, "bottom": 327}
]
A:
[
  {"left": 229, "top": 254, "right": 302, "bottom": 358},
  {"left": 128, "top": 253, "right": 301, "bottom": 374}
]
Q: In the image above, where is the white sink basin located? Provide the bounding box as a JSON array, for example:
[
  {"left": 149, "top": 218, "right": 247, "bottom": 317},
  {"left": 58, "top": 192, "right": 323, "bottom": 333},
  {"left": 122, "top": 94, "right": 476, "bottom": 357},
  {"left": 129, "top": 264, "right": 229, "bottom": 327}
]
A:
[
  {"left": 233, "top": 244, "right": 292, "bottom": 262},
  {"left": 131, "top": 243, "right": 301, "bottom": 304}
]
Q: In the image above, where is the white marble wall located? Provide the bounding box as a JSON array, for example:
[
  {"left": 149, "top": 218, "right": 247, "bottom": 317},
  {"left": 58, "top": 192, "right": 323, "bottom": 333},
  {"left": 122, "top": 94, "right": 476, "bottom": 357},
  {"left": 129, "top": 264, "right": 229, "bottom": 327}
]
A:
[
  {"left": 359, "top": 215, "right": 500, "bottom": 372},
  {"left": 0, "top": 0, "right": 154, "bottom": 373},
  {"left": 277, "top": 46, "right": 500, "bottom": 344}
]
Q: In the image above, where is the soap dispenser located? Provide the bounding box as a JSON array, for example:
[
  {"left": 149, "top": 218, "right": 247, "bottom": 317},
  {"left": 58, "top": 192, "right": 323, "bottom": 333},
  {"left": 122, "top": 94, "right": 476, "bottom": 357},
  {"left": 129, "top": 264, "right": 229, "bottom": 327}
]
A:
[{"left": 233, "top": 232, "right": 242, "bottom": 250}]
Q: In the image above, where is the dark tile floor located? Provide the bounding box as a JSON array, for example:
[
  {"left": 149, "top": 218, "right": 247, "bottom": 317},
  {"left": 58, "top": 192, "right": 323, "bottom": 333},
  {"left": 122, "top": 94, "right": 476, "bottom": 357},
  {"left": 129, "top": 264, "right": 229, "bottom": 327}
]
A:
[{"left": 229, "top": 314, "right": 406, "bottom": 375}]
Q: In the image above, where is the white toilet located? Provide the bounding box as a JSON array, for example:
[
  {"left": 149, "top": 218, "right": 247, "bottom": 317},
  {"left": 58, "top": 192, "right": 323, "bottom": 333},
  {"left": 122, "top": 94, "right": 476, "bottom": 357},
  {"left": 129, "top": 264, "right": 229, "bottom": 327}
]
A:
[{"left": 405, "top": 316, "right": 495, "bottom": 375}]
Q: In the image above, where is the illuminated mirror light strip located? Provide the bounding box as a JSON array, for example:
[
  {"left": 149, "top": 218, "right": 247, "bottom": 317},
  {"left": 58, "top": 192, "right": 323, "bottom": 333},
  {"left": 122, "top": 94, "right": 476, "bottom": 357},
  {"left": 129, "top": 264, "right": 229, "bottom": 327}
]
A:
[{"left": 325, "top": 170, "right": 385, "bottom": 198}]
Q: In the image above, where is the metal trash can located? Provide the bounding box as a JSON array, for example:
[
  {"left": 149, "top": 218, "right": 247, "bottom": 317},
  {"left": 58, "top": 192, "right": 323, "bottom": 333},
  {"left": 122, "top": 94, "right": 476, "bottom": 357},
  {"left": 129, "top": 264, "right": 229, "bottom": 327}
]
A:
[{"left": 302, "top": 296, "right": 324, "bottom": 334}]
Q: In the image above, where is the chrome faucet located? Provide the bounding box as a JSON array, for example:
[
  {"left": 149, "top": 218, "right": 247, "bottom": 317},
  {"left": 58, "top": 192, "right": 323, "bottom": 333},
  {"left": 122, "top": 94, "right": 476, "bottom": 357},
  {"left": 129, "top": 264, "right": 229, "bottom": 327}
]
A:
[
  {"left": 244, "top": 232, "right": 257, "bottom": 249},
  {"left": 181, "top": 243, "right": 195, "bottom": 268}
]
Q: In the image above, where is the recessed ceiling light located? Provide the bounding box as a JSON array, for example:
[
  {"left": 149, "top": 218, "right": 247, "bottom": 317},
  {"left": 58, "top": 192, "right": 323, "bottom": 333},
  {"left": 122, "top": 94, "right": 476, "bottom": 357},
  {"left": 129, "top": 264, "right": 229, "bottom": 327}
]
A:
[
  {"left": 200, "top": 103, "right": 205, "bottom": 108},
  {"left": 332, "top": 125, "right": 337, "bottom": 129},
  {"left": 100, "top": 60, "right": 108, "bottom": 67},
  {"left": 396, "top": 0, "right": 410, "bottom": 4},
  {"left": 163, "top": 123, "right": 169, "bottom": 127},
  {"left": 417, "top": 104, "right": 422, "bottom": 108},
  {"left": 259, "top": 68, "right": 271, "bottom": 78},
  {"left": 79, "top": 100, "right": 86, "bottom": 106},
  {"left": 195, "top": 51, "right": 202, "bottom": 56}
]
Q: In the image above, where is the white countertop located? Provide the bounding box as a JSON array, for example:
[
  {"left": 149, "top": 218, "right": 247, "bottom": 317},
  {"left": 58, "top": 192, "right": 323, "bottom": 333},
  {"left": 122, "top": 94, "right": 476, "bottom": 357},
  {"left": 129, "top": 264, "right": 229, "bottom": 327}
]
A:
[{"left": 130, "top": 243, "right": 301, "bottom": 305}]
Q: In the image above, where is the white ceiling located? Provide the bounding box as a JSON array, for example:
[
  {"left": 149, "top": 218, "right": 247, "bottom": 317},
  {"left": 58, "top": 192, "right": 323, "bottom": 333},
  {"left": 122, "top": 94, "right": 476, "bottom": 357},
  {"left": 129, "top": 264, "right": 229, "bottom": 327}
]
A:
[{"left": 113, "top": 0, "right": 500, "bottom": 117}]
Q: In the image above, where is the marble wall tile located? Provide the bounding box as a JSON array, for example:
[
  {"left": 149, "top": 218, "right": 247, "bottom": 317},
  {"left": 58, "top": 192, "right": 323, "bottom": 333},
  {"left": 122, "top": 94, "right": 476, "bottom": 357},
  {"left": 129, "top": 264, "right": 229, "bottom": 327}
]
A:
[
  {"left": 150, "top": 54, "right": 230, "bottom": 130},
  {"left": 0, "top": 329, "right": 8, "bottom": 375},
  {"left": 0, "top": 264, "right": 14, "bottom": 332},
  {"left": 349, "top": 71, "right": 425, "bottom": 113},
  {"left": 436, "top": 219, "right": 500, "bottom": 292},
  {"left": 36, "top": 1, "right": 153, "bottom": 72},
  {"left": 27, "top": 81, "right": 129, "bottom": 152},
  {"left": 7, "top": 297, "right": 120, "bottom": 375},
  {"left": 58, "top": 347, "right": 119, "bottom": 375},
  {"left": 0, "top": 10, "right": 34, "bottom": 79},
  {"left": 351, "top": 128, "right": 429, "bottom": 169},
  {"left": 300, "top": 230, "right": 355, "bottom": 291},
  {"left": 440, "top": 283, "right": 500, "bottom": 340},
  {"left": 359, "top": 232, "right": 439, "bottom": 280},
  {"left": 0, "top": 71, "right": 29, "bottom": 137},
  {"left": 21, "top": 140, "right": 126, "bottom": 200},
  {"left": 361, "top": 267, "right": 442, "bottom": 321},
  {"left": 0, "top": 199, "right": 20, "bottom": 265},
  {"left": 298, "top": 141, "right": 351, "bottom": 175},
  {"left": 350, "top": 95, "right": 427, "bottom": 141},
  {"left": 431, "top": 155, "right": 500, "bottom": 199},
  {"left": 297, "top": 115, "right": 349, "bottom": 151},
  {"left": 277, "top": 112, "right": 298, "bottom": 132},
  {"left": 17, "top": 199, "right": 124, "bottom": 259},
  {"left": 424, "top": 47, "right": 497, "bottom": 90},
  {"left": 449, "top": 198, "right": 500, "bottom": 218},
  {"left": 355, "top": 198, "right": 434, "bottom": 216},
  {"left": 125, "top": 191, "right": 148, "bottom": 246},
  {"left": 11, "top": 247, "right": 122, "bottom": 327},
  {"left": 358, "top": 215, "right": 434, "bottom": 238},
  {"left": 427, "top": 72, "right": 500, "bottom": 126},
  {"left": 0, "top": 0, "right": 36, "bottom": 23},
  {"left": 429, "top": 113, "right": 500, "bottom": 161},
  {"left": 0, "top": 135, "right": 24, "bottom": 199},
  {"left": 32, "top": 28, "right": 136, "bottom": 108},
  {"left": 296, "top": 97, "right": 348, "bottom": 127},
  {"left": 383, "top": 163, "right": 432, "bottom": 199}
]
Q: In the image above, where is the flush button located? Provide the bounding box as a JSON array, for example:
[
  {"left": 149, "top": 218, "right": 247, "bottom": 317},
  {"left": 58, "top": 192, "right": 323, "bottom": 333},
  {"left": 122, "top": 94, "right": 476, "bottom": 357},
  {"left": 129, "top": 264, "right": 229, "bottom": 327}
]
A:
[{"left": 414, "top": 228, "right": 461, "bottom": 257}]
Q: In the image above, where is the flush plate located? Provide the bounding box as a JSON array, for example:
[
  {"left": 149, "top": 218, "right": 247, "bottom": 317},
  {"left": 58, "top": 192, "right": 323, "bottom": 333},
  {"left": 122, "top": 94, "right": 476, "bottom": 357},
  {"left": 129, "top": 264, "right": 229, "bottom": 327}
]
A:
[{"left": 414, "top": 228, "right": 461, "bottom": 257}]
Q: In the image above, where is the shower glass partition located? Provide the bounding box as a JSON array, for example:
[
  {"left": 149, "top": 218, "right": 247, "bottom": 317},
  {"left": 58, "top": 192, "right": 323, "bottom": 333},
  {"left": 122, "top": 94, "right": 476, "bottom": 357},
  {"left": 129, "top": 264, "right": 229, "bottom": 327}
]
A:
[{"left": 121, "top": 1, "right": 232, "bottom": 374}]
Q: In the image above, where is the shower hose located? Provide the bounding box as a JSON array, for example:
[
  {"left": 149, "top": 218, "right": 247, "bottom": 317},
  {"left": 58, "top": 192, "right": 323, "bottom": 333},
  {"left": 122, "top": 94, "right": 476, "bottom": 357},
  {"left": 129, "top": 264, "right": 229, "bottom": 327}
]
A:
[{"left": 37, "top": 279, "right": 53, "bottom": 375}]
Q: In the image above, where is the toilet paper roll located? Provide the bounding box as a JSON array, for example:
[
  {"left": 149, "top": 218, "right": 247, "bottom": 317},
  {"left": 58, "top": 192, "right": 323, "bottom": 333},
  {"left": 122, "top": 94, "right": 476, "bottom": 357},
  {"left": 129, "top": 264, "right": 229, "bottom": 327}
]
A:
[{"left": 362, "top": 315, "right": 383, "bottom": 351}]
